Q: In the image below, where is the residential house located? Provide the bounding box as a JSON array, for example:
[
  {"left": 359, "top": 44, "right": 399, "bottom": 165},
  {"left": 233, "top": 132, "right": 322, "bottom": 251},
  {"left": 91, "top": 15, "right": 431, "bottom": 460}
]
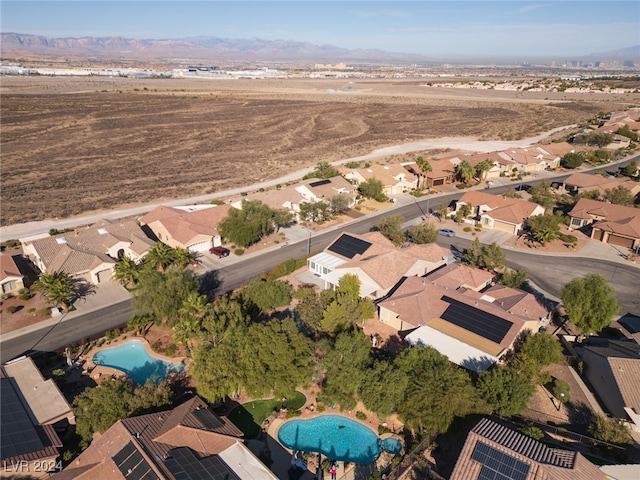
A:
[
  {"left": 448, "top": 152, "right": 507, "bottom": 179},
  {"left": 581, "top": 339, "right": 640, "bottom": 433},
  {"left": 450, "top": 417, "right": 605, "bottom": 480},
  {"left": 455, "top": 191, "right": 546, "bottom": 234},
  {"left": 562, "top": 172, "right": 640, "bottom": 197},
  {"left": 0, "top": 253, "right": 24, "bottom": 294},
  {"left": 606, "top": 134, "right": 632, "bottom": 150},
  {"left": 140, "top": 204, "right": 232, "bottom": 252},
  {"left": 404, "top": 158, "right": 456, "bottom": 189},
  {"left": 533, "top": 141, "right": 579, "bottom": 159},
  {"left": 306, "top": 231, "right": 449, "bottom": 299},
  {"left": 425, "top": 262, "right": 495, "bottom": 292},
  {"left": 295, "top": 176, "right": 357, "bottom": 205},
  {"left": 1, "top": 356, "right": 75, "bottom": 478},
  {"left": 568, "top": 198, "right": 640, "bottom": 250},
  {"left": 343, "top": 163, "right": 418, "bottom": 196},
  {"left": 498, "top": 146, "right": 561, "bottom": 172},
  {"left": 377, "top": 275, "right": 542, "bottom": 372},
  {"left": 52, "top": 395, "right": 279, "bottom": 480},
  {"left": 22, "top": 219, "right": 154, "bottom": 284}
]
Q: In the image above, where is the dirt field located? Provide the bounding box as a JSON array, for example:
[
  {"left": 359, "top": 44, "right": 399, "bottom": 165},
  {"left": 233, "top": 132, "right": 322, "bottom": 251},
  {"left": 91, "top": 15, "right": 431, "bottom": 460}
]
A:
[{"left": 1, "top": 76, "right": 637, "bottom": 226}]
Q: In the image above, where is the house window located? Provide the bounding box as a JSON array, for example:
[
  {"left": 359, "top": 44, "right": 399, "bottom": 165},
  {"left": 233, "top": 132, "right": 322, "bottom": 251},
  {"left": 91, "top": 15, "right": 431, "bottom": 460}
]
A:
[
  {"left": 571, "top": 218, "right": 581, "bottom": 226},
  {"left": 322, "top": 267, "right": 331, "bottom": 275}
]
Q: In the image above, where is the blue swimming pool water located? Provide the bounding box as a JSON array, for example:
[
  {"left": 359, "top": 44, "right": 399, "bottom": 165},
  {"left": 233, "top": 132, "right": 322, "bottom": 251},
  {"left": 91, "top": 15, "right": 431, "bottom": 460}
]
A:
[
  {"left": 278, "top": 415, "right": 381, "bottom": 464},
  {"left": 380, "top": 437, "right": 403, "bottom": 455},
  {"left": 92, "top": 340, "right": 184, "bottom": 385}
]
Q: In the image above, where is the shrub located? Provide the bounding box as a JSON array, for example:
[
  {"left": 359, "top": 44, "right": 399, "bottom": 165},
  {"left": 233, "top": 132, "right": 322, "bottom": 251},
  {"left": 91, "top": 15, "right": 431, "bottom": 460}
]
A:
[
  {"left": 355, "top": 411, "right": 367, "bottom": 421},
  {"left": 463, "top": 226, "right": 472, "bottom": 232},
  {"left": 105, "top": 329, "right": 121, "bottom": 340},
  {"left": 6, "top": 306, "right": 18, "bottom": 314},
  {"left": 234, "top": 249, "right": 244, "bottom": 256},
  {"left": 26, "top": 307, "right": 36, "bottom": 313},
  {"left": 378, "top": 425, "right": 392, "bottom": 435},
  {"left": 209, "top": 199, "right": 225, "bottom": 205},
  {"left": 19, "top": 291, "right": 34, "bottom": 301},
  {"left": 285, "top": 410, "right": 302, "bottom": 418},
  {"left": 3, "top": 239, "right": 21, "bottom": 249},
  {"left": 165, "top": 344, "right": 177, "bottom": 357}
]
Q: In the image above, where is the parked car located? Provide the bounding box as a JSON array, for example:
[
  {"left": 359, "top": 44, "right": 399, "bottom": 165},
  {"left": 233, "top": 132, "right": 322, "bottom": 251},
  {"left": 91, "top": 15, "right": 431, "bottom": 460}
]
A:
[
  {"left": 438, "top": 229, "right": 456, "bottom": 237},
  {"left": 209, "top": 246, "right": 230, "bottom": 258}
]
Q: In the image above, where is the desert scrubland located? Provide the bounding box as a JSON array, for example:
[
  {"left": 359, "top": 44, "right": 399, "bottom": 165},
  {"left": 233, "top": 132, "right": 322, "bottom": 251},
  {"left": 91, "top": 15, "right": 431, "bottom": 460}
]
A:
[{"left": 1, "top": 75, "right": 638, "bottom": 226}]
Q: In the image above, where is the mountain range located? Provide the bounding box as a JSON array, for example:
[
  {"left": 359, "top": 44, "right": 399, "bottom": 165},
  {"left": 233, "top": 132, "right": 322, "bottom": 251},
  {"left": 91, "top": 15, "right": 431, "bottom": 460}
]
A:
[{"left": 1, "top": 32, "right": 638, "bottom": 66}]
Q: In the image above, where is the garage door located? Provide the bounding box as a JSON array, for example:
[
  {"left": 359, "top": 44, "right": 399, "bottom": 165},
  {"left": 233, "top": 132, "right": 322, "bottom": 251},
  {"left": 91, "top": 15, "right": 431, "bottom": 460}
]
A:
[
  {"left": 188, "top": 241, "right": 210, "bottom": 253},
  {"left": 492, "top": 221, "right": 515, "bottom": 234},
  {"left": 608, "top": 235, "right": 634, "bottom": 249}
]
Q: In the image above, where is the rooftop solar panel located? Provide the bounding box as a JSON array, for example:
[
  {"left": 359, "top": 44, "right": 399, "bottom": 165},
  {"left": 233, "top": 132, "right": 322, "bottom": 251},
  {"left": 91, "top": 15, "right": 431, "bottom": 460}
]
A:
[
  {"left": 327, "top": 234, "right": 371, "bottom": 259},
  {"left": 0, "top": 378, "right": 45, "bottom": 459},
  {"left": 441, "top": 296, "right": 512, "bottom": 344},
  {"left": 112, "top": 441, "right": 159, "bottom": 480},
  {"left": 193, "top": 408, "right": 223, "bottom": 430},
  {"left": 165, "top": 447, "right": 239, "bottom": 480},
  {"left": 472, "top": 441, "right": 530, "bottom": 480},
  {"left": 308, "top": 179, "right": 332, "bottom": 187}
]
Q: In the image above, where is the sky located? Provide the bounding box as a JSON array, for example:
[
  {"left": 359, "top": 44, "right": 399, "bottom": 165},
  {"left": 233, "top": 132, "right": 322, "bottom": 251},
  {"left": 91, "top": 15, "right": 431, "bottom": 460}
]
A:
[{"left": 1, "top": 1, "right": 639, "bottom": 58}]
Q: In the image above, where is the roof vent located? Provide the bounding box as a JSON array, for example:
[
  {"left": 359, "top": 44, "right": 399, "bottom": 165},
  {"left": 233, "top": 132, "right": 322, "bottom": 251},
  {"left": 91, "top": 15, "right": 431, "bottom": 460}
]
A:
[
  {"left": 56, "top": 237, "right": 67, "bottom": 244},
  {"left": 98, "top": 228, "right": 108, "bottom": 235}
]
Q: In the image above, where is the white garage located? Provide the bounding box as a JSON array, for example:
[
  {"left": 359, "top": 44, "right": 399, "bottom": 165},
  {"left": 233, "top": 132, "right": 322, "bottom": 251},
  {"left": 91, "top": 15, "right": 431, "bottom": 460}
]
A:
[{"left": 187, "top": 240, "right": 211, "bottom": 253}]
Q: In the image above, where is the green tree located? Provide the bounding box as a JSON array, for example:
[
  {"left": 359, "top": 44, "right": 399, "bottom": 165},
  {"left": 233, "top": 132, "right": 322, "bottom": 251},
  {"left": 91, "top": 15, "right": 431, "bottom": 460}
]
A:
[
  {"left": 456, "top": 160, "right": 475, "bottom": 184},
  {"left": 192, "top": 336, "right": 246, "bottom": 402},
  {"left": 358, "top": 178, "right": 386, "bottom": 202},
  {"left": 294, "top": 288, "right": 333, "bottom": 335},
  {"left": 242, "top": 277, "right": 293, "bottom": 313},
  {"left": 336, "top": 273, "right": 361, "bottom": 300},
  {"left": 551, "top": 378, "right": 570, "bottom": 404},
  {"left": 622, "top": 160, "right": 638, "bottom": 178},
  {"left": 112, "top": 257, "right": 141, "bottom": 288},
  {"left": 477, "top": 367, "right": 535, "bottom": 417},
  {"left": 173, "top": 291, "right": 208, "bottom": 344},
  {"left": 509, "top": 332, "right": 564, "bottom": 384},
  {"left": 589, "top": 413, "right": 633, "bottom": 445},
  {"left": 475, "top": 159, "right": 493, "bottom": 180},
  {"left": 73, "top": 378, "right": 173, "bottom": 449},
  {"left": 478, "top": 242, "right": 505, "bottom": 271},
  {"left": 560, "top": 152, "right": 584, "bottom": 169},
  {"left": 359, "top": 359, "right": 408, "bottom": 419},
  {"left": 588, "top": 148, "right": 611, "bottom": 163},
  {"left": 322, "top": 329, "right": 372, "bottom": 409},
  {"left": 463, "top": 237, "right": 483, "bottom": 266},
  {"left": 299, "top": 200, "right": 331, "bottom": 224},
  {"left": 604, "top": 186, "right": 634, "bottom": 206},
  {"left": 144, "top": 242, "right": 176, "bottom": 272},
  {"left": 416, "top": 156, "right": 432, "bottom": 189},
  {"left": 305, "top": 161, "right": 340, "bottom": 179},
  {"left": 561, "top": 274, "right": 620, "bottom": 335},
  {"left": 395, "top": 347, "right": 479, "bottom": 435},
  {"left": 126, "top": 314, "right": 153, "bottom": 336},
  {"left": 374, "top": 215, "right": 405, "bottom": 246},
  {"left": 407, "top": 222, "right": 438, "bottom": 244},
  {"left": 456, "top": 203, "right": 473, "bottom": 223},
  {"left": 528, "top": 182, "right": 556, "bottom": 211},
  {"left": 219, "top": 200, "right": 277, "bottom": 247},
  {"left": 200, "top": 295, "right": 250, "bottom": 347},
  {"left": 329, "top": 194, "right": 351, "bottom": 215},
  {"left": 31, "top": 271, "right": 81, "bottom": 310},
  {"left": 272, "top": 208, "right": 295, "bottom": 232},
  {"left": 172, "top": 247, "right": 199, "bottom": 269},
  {"left": 435, "top": 203, "right": 449, "bottom": 223},
  {"left": 526, "top": 214, "right": 561, "bottom": 245},
  {"left": 500, "top": 268, "right": 529, "bottom": 289},
  {"left": 132, "top": 266, "right": 200, "bottom": 326},
  {"left": 616, "top": 125, "right": 640, "bottom": 142},
  {"left": 242, "top": 318, "right": 313, "bottom": 399}
]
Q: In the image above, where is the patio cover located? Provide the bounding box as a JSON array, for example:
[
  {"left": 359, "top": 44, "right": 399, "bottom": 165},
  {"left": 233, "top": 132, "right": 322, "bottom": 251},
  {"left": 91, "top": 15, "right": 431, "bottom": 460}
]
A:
[{"left": 405, "top": 325, "right": 500, "bottom": 372}]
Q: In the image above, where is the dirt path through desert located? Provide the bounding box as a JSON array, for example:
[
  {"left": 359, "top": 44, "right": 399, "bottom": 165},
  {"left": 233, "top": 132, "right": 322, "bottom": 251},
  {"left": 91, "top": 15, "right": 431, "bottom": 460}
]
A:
[{"left": 1, "top": 125, "right": 573, "bottom": 242}]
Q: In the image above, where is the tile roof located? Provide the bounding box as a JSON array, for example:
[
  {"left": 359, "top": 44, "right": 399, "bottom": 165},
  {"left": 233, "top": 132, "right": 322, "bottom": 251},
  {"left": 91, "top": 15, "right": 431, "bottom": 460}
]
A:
[
  {"left": 140, "top": 204, "right": 232, "bottom": 247},
  {"left": 569, "top": 198, "right": 640, "bottom": 238},
  {"left": 458, "top": 191, "right": 543, "bottom": 224},
  {"left": 425, "top": 263, "right": 495, "bottom": 291},
  {"left": 500, "top": 146, "right": 559, "bottom": 166},
  {"left": 0, "top": 253, "right": 22, "bottom": 281},
  {"left": 450, "top": 417, "right": 605, "bottom": 480},
  {"left": 481, "top": 284, "right": 549, "bottom": 322},
  {"left": 55, "top": 395, "right": 248, "bottom": 480},
  {"left": 343, "top": 163, "right": 417, "bottom": 186}
]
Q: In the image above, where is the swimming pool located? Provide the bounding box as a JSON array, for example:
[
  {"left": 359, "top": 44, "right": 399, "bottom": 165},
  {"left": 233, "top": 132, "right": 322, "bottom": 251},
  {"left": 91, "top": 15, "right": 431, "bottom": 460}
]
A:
[
  {"left": 92, "top": 340, "right": 184, "bottom": 385},
  {"left": 278, "top": 415, "right": 381, "bottom": 464}
]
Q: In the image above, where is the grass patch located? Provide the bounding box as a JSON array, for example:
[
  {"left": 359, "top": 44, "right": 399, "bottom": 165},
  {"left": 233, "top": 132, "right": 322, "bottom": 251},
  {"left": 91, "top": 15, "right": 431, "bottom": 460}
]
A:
[{"left": 227, "top": 391, "right": 306, "bottom": 438}]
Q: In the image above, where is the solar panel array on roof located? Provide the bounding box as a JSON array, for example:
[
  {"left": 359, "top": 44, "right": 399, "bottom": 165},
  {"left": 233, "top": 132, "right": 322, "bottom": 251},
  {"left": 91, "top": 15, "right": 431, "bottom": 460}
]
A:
[
  {"left": 441, "top": 296, "right": 513, "bottom": 344},
  {"left": 0, "top": 378, "right": 45, "bottom": 459},
  {"left": 327, "top": 234, "right": 372, "bottom": 259},
  {"left": 472, "top": 441, "right": 530, "bottom": 480},
  {"left": 308, "top": 179, "right": 332, "bottom": 187},
  {"left": 165, "top": 447, "right": 239, "bottom": 480},
  {"left": 193, "top": 408, "right": 223, "bottom": 430},
  {"left": 112, "top": 441, "right": 159, "bottom": 480}
]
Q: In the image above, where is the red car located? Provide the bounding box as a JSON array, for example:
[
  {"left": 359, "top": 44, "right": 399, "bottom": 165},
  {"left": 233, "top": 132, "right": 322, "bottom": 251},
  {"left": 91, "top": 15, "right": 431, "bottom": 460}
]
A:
[{"left": 209, "top": 246, "right": 230, "bottom": 258}]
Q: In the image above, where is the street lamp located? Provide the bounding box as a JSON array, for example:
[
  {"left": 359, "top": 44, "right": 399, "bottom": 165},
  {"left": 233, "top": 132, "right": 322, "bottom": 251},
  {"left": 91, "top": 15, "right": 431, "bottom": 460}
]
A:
[
  {"left": 308, "top": 230, "right": 312, "bottom": 254},
  {"left": 557, "top": 393, "right": 565, "bottom": 411}
]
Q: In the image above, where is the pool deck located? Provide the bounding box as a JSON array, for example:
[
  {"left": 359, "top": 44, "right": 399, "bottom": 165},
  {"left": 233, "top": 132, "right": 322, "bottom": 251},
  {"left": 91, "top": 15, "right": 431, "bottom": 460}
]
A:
[{"left": 82, "top": 336, "right": 187, "bottom": 383}]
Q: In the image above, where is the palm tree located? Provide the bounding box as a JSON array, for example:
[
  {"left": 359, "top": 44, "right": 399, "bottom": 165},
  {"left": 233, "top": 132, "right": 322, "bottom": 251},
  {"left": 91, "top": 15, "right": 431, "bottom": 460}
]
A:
[
  {"left": 144, "top": 242, "right": 175, "bottom": 272},
  {"left": 31, "top": 271, "right": 80, "bottom": 310},
  {"left": 416, "top": 156, "right": 432, "bottom": 189},
  {"left": 456, "top": 160, "right": 475, "bottom": 184},
  {"left": 173, "top": 247, "right": 198, "bottom": 269},
  {"left": 475, "top": 159, "right": 493, "bottom": 181},
  {"left": 112, "top": 256, "right": 140, "bottom": 288}
]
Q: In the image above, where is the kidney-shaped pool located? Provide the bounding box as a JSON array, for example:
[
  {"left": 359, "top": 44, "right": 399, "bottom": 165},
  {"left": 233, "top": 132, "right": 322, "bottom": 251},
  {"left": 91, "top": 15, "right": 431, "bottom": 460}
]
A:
[
  {"left": 278, "top": 415, "right": 384, "bottom": 464},
  {"left": 92, "top": 340, "right": 184, "bottom": 385}
]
